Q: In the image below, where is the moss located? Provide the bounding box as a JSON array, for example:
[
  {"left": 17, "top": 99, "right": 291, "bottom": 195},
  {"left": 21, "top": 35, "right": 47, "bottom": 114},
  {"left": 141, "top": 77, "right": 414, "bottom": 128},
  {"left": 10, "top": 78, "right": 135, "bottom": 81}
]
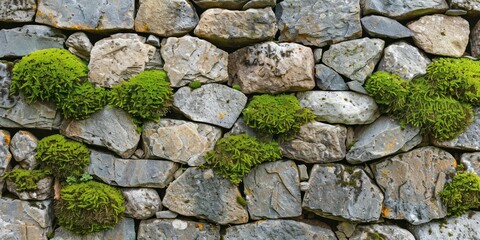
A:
[
  {"left": 36, "top": 134, "right": 90, "bottom": 180},
  {"left": 54, "top": 181, "right": 125, "bottom": 235},
  {"left": 232, "top": 85, "right": 242, "bottom": 91},
  {"left": 204, "top": 134, "right": 282, "bottom": 184},
  {"left": 236, "top": 195, "right": 247, "bottom": 207},
  {"left": 56, "top": 82, "right": 107, "bottom": 120},
  {"left": 364, "top": 71, "right": 409, "bottom": 115},
  {"left": 2, "top": 168, "right": 51, "bottom": 191},
  {"left": 367, "top": 231, "right": 386, "bottom": 240},
  {"left": 440, "top": 170, "right": 480, "bottom": 217},
  {"left": 188, "top": 80, "right": 202, "bottom": 89}
]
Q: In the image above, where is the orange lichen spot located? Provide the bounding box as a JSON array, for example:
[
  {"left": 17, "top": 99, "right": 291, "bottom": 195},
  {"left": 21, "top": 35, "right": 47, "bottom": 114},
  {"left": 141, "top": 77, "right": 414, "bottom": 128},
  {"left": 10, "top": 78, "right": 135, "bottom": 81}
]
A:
[
  {"left": 452, "top": 160, "right": 458, "bottom": 168},
  {"left": 135, "top": 22, "right": 150, "bottom": 32},
  {"left": 219, "top": 112, "right": 224, "bottom": 119},
  {"left": 381, "top": 169, "right": 390, "bottom": 176},
  {"left": 197, "top": 223, "right": 203, "bottom": 230},
  {"left": 382, "top": 206, "right": 391, "bottom": 218}
]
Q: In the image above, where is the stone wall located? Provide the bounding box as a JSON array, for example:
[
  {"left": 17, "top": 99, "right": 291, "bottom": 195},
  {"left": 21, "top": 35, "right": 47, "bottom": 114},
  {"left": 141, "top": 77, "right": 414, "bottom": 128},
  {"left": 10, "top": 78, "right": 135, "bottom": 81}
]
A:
[{"left": 1, "top": 0, "right": 480, "bottom": 239}]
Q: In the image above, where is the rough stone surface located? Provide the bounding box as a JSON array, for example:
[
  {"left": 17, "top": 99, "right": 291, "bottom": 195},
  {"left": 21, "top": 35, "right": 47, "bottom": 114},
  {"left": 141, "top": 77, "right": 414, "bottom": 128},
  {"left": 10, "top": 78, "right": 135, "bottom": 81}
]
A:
[
  {"left": 350, "top": 224, "right": 415, "bottom": 240},
  {"left": 173, "top": 84, "right": 247, "bottom": 128},
  {"left": 346, "top": 81, "right": 368, "bottom": 94},
  {"left": 6, "top": 175, "right": 53, "bottom": 201},
  {"left": 409, "top": 211, "right": 480, "bottom": 240},
  {"left": 276, "top": 0, "right": 362, "bottom": 47},
  {"left": 194, "top": 8, "right": 277, "bottom": 48},
  {"left": 9, "top": 131, "right": 38, "bottom": 169},
  {"left": 243, "top": 0, "right": 275, "bottom": 9},
  {"left": 298, "top": 165, "right": 309, "bottom": 181},
  {"left": 161, "top": 36, "right": 228, "bottom": 87},
  {"left": 297, "top": 91, "right": 380, "bottom": 125},
  {"left": 313, "top": 49, "right": 323, "bottom": 63},
  {"left": 407, "top": 14, "right": 470, "bottom": 57},
  {"left": 224, "top": 117, "right": 259, "bottom": 138},
  {"left": 0, "top": 130, "right": 11, "bottom": 196},
  {"left": 122, "top": 188, "right": 161, "bottom": 220},
  {"left": 135, "top": 0, "right": 198, "bottom": 37},
  {"left": 0, "top": 25, "right": 65, "bottom": 58},
  {"left": 362, "top": 0, "right": 449, "bottom": 20},
  {"left": 36, "top": 0, "right": 134, "bottom": 31},
  {"left": 378, "top": 42, "right": 431, "bottom": 80},
  {"left": 60, "top": 106, "right": 140, "bottom": 158},
  {"left": 243, "top": 160, "right": 302, "bottom": 220},
  {"left": 88, "top": 150, "right": 179, "bottom": 188},
  {"left": 361, "top": 15, "right": 413, "bottom": 39},
  {"left": 0, "top": 0, "right": 36, "bottom": 22},
  {"left": 65, "top": 32, "right": 93, "bottom": 60},
  {"left": 303, "top": 164, "right": 383, "bottom": 222},
  {"left": 472, "top": 20, "right": 480, "bottom": 58},
  {"left": 315, "top": 64, "right": 348, "bottom": 91},
  {"left": 193, "top": 0, "right": 245, "bottom": 9},
  {"left": 461, "top": 152, "right": 480, "bottom": 175},
  {"left": 0, "top": 62, "right": 17, "bottom": 110},
  {"left": 224, "top": 220, "right": 337, "bottom": 240},
  {"left": 88, "top": 34, "right": 156, "bottom": 88},
  {"left": 445, "top": 9, "right": 468, "bottom": 16},
  {"left": 51, "top": 218, "right": 135, "bottom": 240},
  {"left": 281, "top": 121, "right": 347, "bottom": 163},
  {"left": 371, "top": 146, "right": 456, "bottom": 224},
  {"left": 322, "top": 38, "right": 385, "bottom": 83},
  {"left": 155, "top": 210, "right": 178, "bottom": 219},
  {"left": 346, "top": 116, "right": 421, "bottom": 164},
  {"left": 433, "top": 108, "right": 480, "bottom": 150},
  {"left": 137, "top": 219, "right": 220, "bottom": 240},
  {"left": 142, "top": 119, "right": 222, "bottom": 166},
  {"left": 162, "top": 168, "right": 249, "bottom": 225},
  {"left": 450, "top": 0, "right": 480, "bottom": 14},
  {"left": 228, "top": 41, "right": 315, "bottom": 94}
]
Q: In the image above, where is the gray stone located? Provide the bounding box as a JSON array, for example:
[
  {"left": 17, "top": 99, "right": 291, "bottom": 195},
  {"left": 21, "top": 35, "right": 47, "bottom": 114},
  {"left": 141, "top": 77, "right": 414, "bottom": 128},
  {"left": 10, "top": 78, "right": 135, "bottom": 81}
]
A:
[
  {"left": 276, "top": 0, "right": 362, "bottom": 47},
  {"left": 337, "top": 222, "right": 357, "bottom": 238},
  {"left": 145, "top": 48, "right": 164, "bottom": 70},
  {"left": 409, "top": 211, "right": 480, "bottom": 240},
  {"left": 228, "top": 41, "right": 315, "bottom": 94},
  {"left": 135, "top": 0, "right": 198, "bottom": 37},
  {"left": 88, "top": 150, "right": 179, "bottom": 188},
  {"left": 350, "top": 224, "right": 415, "bottom": 240},
  {"left": 51, "top": 218, "right": 135, "bottom": 240},
  {"left": 0, "top": 25, "right": 65, "bottom": 58},
  {"left": 0, "top": 0, "right": 36, "bottom": 22},
  {"left": 243, "top": 0, "right": 276, "bottom": 9},
  {"left": 378, "top": 42, "right": 431, "bottom": 80},
  {"left": 313, "top": 49, "right": 323, "bottom": 63},
  {"left": 88, "top": 34, "right": 156, "bottom": 88},
  {"left": 224, "top": 117, "right": 259, "bottom": 138},
  {"left": 346, "top": 116, "right": 421, "bottom": 164},
  {"left": 450, "top": 0, "right": 480, "bottom": 14},
  {"left": 194, "top": 8, "right": 277, "bottom": 48},
  {"left": 471, "top": 20, "right": 480, "bottom": 58},
  {"left": 362, "top": 0, "right": 449, "bottom": 20},
  {"left": 0, "top": 62, "right": 17, "bottom": 109},
  {"left": 6, "top": 174, "right": 53, "bottom": 200},
  {"left": 10, "top": 130, "right": 38, "bottom": 169},
  {"left": 433, "top": 108, "right": 480, "bottom": 150},
  {"left": 298, "top": 165, "right": 309, "bottom": 181},
  {"left": 224, "top": 220, "right": 337, "bottom": 240},
  {"left": 122, "top": 188, "right": 161, "bottom": 220},
  {"left": 346, "top": 81, "right": 368, "bottom": 95},
  {"left": 315, "top": 64, "right": 348, "bottom": 91},
  {"left": 297, "top": 91, "right": 380, "bottom": 125},
  {"left": 173, "top": 84, "right": 247, "bottom": 128},
  {"left": 146, "top": 35, "right": 161, "bottom": 47},
  {"left": 155, "top": 210, "right": 178, "bottom": 219},
  {"left": 161, "top": 36, "right": 228, "bottom": 87},
  {"left": 138, "top": 219, "right": 220, "bottom": 240},
  {"left": 300, "top": 182, "right": 309, "bottom": 192},
  {"left": 192, "top": 0, "right": 249, "bottom": 9},
  {"left": 142, "top": 119, "right": 222, "bottom": 166},
  {"left": 408, "top": 14, "right": 470, "bottom": 57},
  {"left": 361, "top": 15, "right": 413, "bottom": 39},
  {"left": 244, "top": 160, "right": 302, "bottom": 220},
  {"left": 163, "top": 168, "right": 249, "bottom": 224},
  {"left": 36, "top": 0, "right": 134, "bottom": 31},
  {"left": 303, "top": 164, "right": 383, "bottom": 222},
  {"left": 281, "top": 121, "right": 347, "bottom": 163},
  {"left": 0, "top": 130, "right": 11, "bottom": 196},
  {"left": 65, "top": 32, "right": 92, "bottom": 60},
  {"left": 461, "top": 152, "right": 480, "bottom": 175},
  {"left": 371, "top": 146, "right": 456, "bottom": 224},
  {"left": 60, "top": 106, "right": 140, "bottom": 158},
  {"left": 445, "top": 9, "right": 468, "bottom": 16},
  {"left": 322, "top": 38, "right": 385, "bottom": 83}
]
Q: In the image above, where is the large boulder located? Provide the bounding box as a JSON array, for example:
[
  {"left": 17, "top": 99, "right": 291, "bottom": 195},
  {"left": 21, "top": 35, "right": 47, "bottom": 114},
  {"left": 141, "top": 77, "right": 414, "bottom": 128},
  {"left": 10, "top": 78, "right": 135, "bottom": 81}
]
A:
[
  {"left": 433, "top": 108, "right": 480, "bottom": 150},
  {"left": 137, "top": 219, "right": 220, "bottom": 240},
  {"left": 378, "top": 42, "right": 431, "bottom": 80},
  {"left": 51, "top": 218, "right": 135, "bottom": 240},
  {"left": 0, "top": 0, "right": 36, "bottom": 22},
  {"left": 361, "top": 0, "right": 449, "bottom": 20},
  {"left": 409, "top": 211, "right": 480, "bottom": 239},
  {"left": 122, "top": 188, "right": 162, "bottom": 220}
]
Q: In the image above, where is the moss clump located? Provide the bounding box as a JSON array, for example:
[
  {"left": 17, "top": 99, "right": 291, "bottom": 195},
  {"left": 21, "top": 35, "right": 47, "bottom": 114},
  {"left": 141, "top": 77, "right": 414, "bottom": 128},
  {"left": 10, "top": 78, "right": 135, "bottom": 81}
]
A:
[
  {"left": 57, "top": 82, "right": 107, "bottom": 120},
  {"left": 36, "top": 134, "right": 90, "bottom": 179},
  {"left": 440, "top": 170, "right": 480, "bottom": 217},
  {"left": 55, "top": 181, "right": 125, "bottom": 235},
  {"left": 232, "top": 85, "right": 242, "bottom": 91},
  {"left": 2, "top": 168, "right": 51, "bottom": 191},
  {"left": 364, "top": 71, "right": 409, "bottom": 115},
  {"left": 109, "top": 70, "right": 173, "bottom": 122},
  {"left": 188, "top": 80, "right": 202, "bottom": 89},
  {"left": 242, "top": 94, "right": 315, "bottom": 136},
  {"left": 204, "top": 134, "right": 282, "bottom": 184},
  {"left": 236, "top": 195, "right": 247, "bottom": 207}
]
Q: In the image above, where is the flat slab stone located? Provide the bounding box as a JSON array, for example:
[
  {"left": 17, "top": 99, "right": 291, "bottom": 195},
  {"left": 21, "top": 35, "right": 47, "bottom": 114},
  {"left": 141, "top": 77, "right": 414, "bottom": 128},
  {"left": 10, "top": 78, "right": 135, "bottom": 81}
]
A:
[
  {"left": 138, "top": 219, "right": 220, "bottom": 240},
  {"left": 35, "top": 0, "right": 134, "bottom": 31},
  {"left": 361, "top": 15, "right": 413, "bottom": 39},
  {"left": 378, "top": 42, "right": 431, "bottom": 80},
  {"left": 173, "top": 84, "right": 247, "bottom": 128},
  {"left": 122, "top": 188, "right": 161, "bottom": 220},
  {"left": 362, "top": 0, "right": 449, "bottom": 20},
  {"left": 315, "top": 64, "right": 348, "bottom": 91},
  {"left": 51, "top": 218, "right": 135, "bottom": 240},
  {"left": 163, "top": 168, "right": 249, "bottom": 225},
  {"left": 350, "top": 224, "right": 415, "bottom": 240},
  {"left": 276, "top": 0, "right": 362, "bottom": 47},
  {"left": 88, "top": 150, "right": 179, "bottom": 188},
  {"left": 433, "top": 108, "right": 480, "bottom": 150},
  {"left": 461, "top": 152, "right": 480, "bottom": 175},
  {"left": 0, "top": 0, "right": 36, "bottom": 22},
  {"left": 192, "top": 0, "right": 249, "bottom": 9},
  {"left": 228, "top": 41, "right": 315, "bottom": 94},
  {"left": 450, "top": 0, "right": 480, "bottom": 14},
  {"left": 409, "top": 211, "right": 480, "bottom": 240}
]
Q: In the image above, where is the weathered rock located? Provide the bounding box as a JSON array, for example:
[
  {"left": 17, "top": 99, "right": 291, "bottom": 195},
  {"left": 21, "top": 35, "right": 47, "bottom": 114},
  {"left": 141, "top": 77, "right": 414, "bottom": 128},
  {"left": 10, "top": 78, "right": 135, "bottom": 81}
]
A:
[
  {"left": 378, "top": 42, "right": 431, "bottom": 80},
  {"left": 142, "top": 119, "right": 222, "bottom": 166},
  {"left": 408, "top": 14, "right": 469, "bottom": 57},
  {"left": 409, "top": 211, "right": 480, "bottom": 239},
  {"left": 297, "top": 91, "right": 380, "bottom": 125},
  {"left": 122, "top": 188, "right": 161, "bottom": 220},
  {"left": 228, "top": 41, "right": 315, "bottom": 94},
  {"left": 313, "top": 49, "right": 323, "bottom": 63},
  {"left": 155, "top": 210, "right": 178, "bottom": 219},
  {"left": 450, "top": 0, "right": 480, "bottom": 14},
  {"left": 361, "top": 15, "right": 413, "bottom": 39},
  {"left": 36, "top": 0, "right": 134, "bottom": 31},
  {"left": 350, "top": 224, "right": 415, "bottom": 240},
  {"left": 472, "top": 20, "right": 480, "bottom": 58},
  {"left": 51, "top": 218, "right": 135, "bottom": 240},
  {"left": 161, "top": 36, "right": 228, "bottom": 87},
  {"left": 0, "top": 62, "right": 17, "bottom": 109},
  {"left": 461, "top": 152, "right": 480, "bottom": 175},
  {"left": 346, "top": 81, "right": 368, "bottom": 95},
  {"left": 0, "top": 25, "right": 65, "bottom": 58},
  {"left": 243, "top": 160, "right": 302, "bottom": 220},
  {"left": 0, "top": 130, "right": 11, "bottom": 196},
  {"left": 362, "top": 0, "right": 449, "bottom": 20},
  {"left": 445, "top": 9, "right": 468, "bottom": 16},
  {"left": 433, "top": 108, "right": 480, "bottom": 150},
  {"left": 61, "top": 106, "right": 140, "bottom": 158},
  {"left": 281, "top": 121, "right": 347, "bottom": 163},
  {"left": 6, "top": 174, "right": 53, "bottom": 201},
  {"left": 303, "top": 164, "right": 383, "bottom": 222},
  {"left": 224, "top": 220, "right": 337, "bottom": 240},
  {"left": 243, "top": 0, "right": 275, "bottom": 9},
  {"left": 346, "top": 116, "right": 421, "bottom": 164},
  {"left": 145, "top": 48, "right": 164, "bottom": 71},
  {"left": 88, "top": 150, "right": 179, "bottom": 188},
  {"left": 88, "top": 34, "right": 156, "bottom": 88},
  {"left": 194, "top": 8, "right": 277, "bottom": 48},
  {"left": 371, "top": 146, "right": 456, "bottom": 224},
  {"left": 315, "top": 64, "right": 348, "bottom": 91},
  {"left": 276, "top": 0, "right": 362, "bottom": 47},
  {"left": 173, "top": 84, "right": 247, "bottom": 128},
  {"left": 138, "top": 219, "right": 220, "bottom": 240},
  {"left": 135, "top": 0, "right": 198, "bottom": 37},
  {"left": 163, "top": 168, "right": 248, "bottom": 224},
  {"left": 9, "top": 131, "right": 37, "bottom": 169},
  {"left": 298, "top": 165, "right": 309, "bottom": 181},
  {"left": 224, "top": 117, "right": 259, "bottom": 138},
  {"left": 0, "top": 0, "right": 36, "bottom": 22},
  {"left": 322, "top": 38, "right": 385, "bottom": 83},
  {"left": 337, "top": 222, "right": 357, "bottom": 238},
  {"left": 146, "top": 35, "right": 161, "bottom": 47},
  {"left": 65, "top": 32, "right": 92, "bottom": 60}
]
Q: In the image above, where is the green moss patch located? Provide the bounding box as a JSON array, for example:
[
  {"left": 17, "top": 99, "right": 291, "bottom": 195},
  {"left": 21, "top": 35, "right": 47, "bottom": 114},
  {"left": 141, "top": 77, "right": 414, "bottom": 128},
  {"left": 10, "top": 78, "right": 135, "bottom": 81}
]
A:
[
  {"left": 188, "top": 80, "right": 202, "bottom": 89},
  {"left": 440, "top": 169, "right": 480, "bottom": 217},
  {"left": 57, "top": 82, "right": 107, "bottom": 120},
  {"left": 2, "top": 168, "right": 51, "bottom": 191}
]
